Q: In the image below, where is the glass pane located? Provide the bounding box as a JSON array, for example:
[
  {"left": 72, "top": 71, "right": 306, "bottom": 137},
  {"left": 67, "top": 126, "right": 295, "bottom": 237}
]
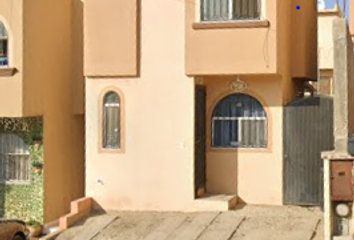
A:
[
  {"left": 104, "top": 91, "right": 119, "bottom": 104},
  {"left": 103, "top": 91, "right": 120, "bottom": 149},
  {"left": 212, "top": 119, "right": 239, "bottom": 148},
  {"left": 0, "top": 39, "right": 8, "bottom": 66},
  {"left": 239, "top": 119, "right": 266, "bottom": 148},
  {"left": 212, "top": 94, "right": 266, "bottom": 118},
  {"left": 212, "top": 94, "right": 267, "bottom": 148},
  {"left": 0, "top": 22, "right": 8, "bottom": 38},
  {"left": 233, "top": 0, "right": 260, "bottom": 20},
  {"left": 202, "top": 0, "right": 229, "bottom": 21}
]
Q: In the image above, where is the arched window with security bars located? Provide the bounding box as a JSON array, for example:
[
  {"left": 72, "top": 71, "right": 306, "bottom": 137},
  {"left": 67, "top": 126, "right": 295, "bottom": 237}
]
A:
[{"left": 211, "top": 93, "right": 267, "bottom": 149}]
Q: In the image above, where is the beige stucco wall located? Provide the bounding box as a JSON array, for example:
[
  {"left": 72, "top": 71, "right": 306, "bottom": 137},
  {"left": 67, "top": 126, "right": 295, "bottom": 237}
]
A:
[
  {"left": 0, "top": 0, "right": 23, "bottom": 117},
  {"left": 36, "top": 0, "right": 84, "bottom": 222},
  {"left": 185, "top": 0, "right": 277, "bottom": 75},
  {"left": 0, "top": 0, "right": 84, "bottom": 117},
  {"left": 85, "top": 0, "right": 195, "bottom": 211},
  {"left": 276, "top": 0, "right": 295, "bottom": 105},
  {"left": 22, "top": 0, "right": 84, "bottom": 222},
  {"left": 22, "top": 0, "right": 45, "bottom": 116},
  {"left": 71, "top": 0, "right": 84, "bottom": 115},
  {"left": 84, "top": 0, "right": 138, "bottom": 77},
  {"left": 186, "top": 0, "right": 317, "bottom": 80},
  {"left": 350, "top": 0, "right": 354, "bottom": 35},
  {"left": 203, "top": 76, "right": 283, "bottom": 205},
  {"left": 290, "top": 0, "right": 317, "bottom": 80}
]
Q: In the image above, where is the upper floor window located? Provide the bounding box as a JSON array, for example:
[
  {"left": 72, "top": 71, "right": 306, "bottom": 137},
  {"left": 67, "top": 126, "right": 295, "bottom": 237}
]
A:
[
  {"left": 102, "top": 91, "right": 120, "bottom": 149},
  {"left": 0, "top": 21, "right": 8, "bottom": 66},
  {"left": 212, "top": 93, "right": 267, "bottom": 149},
  {"left": 201, "top": 0, "right": 261, "bottom": 22}
]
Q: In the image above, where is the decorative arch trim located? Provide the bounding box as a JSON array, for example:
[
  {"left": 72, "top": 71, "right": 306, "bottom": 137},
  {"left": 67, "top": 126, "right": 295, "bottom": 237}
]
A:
[
  {"left": 98, "top": 86, "right": 125, "bottom": 154},
  {"left": 207, "top": 89, "right": 273, "bottom": 152}
]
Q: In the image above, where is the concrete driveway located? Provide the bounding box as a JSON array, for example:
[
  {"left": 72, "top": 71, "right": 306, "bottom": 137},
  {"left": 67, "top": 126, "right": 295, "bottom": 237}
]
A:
[{"left": 54, "top": 205, "right": 323, "bottom": 240}]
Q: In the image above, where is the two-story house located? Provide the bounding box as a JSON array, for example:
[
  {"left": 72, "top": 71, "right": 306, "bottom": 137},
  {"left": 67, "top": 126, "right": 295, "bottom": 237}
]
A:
[
  {"left": 84, "top": 0, "right": 317, "bottom": 211},
  {"left": 0, "top": 0, "right": 84, "bottom": 223}
]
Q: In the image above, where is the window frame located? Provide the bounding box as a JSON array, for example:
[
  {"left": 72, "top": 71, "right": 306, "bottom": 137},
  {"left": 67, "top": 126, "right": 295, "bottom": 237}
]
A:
[
  {"left": 237, "top": 117, "right": 267, "bottom": 148},
  {"left": 0, "top": 133, "right": 31, "bottom": 185},
  {"left": 98, "top": 87, "right": 125, "bottom": 154},
  {"left": 210, "top": 93, "right": 268, "bottom": 150},
  {"left": 0, "top": 17, "right": 16, "bottom": 76},
  {"left": 0, "top": 19, "right": 9, "bottom": 67},
  {"left": 3, "top": 153, "right": 31, "bottom": 185},
  {"left": 199, "top": 0, "right": 266, "bottom": 23},
  {"left": 0, "top": 37, "right": 8, "bottom": 67}
]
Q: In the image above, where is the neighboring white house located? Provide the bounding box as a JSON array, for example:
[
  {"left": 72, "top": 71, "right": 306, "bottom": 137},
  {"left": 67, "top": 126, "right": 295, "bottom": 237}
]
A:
[{"left": 317, "top": 5, "right": 341, "bottom": 95}]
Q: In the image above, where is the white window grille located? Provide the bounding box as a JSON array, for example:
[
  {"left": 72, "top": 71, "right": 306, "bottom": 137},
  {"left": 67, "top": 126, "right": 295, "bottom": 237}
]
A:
[
  {"left": 0, "top": 133, "right": 30, "bottom": 184},
  {"left": 201, "top": 0, "right": 261, "bottom": 22}
]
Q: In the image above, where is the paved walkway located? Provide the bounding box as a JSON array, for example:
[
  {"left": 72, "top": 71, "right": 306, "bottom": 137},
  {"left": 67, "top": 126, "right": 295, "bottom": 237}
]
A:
[{"left": 54, "top": 205, "right": 323, "bottom": 240}]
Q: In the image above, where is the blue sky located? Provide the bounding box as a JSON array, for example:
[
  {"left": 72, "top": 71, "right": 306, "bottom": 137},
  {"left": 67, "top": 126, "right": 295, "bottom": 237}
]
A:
[{"left": 322, "top": 0, "right": 350, "bottom": 19}]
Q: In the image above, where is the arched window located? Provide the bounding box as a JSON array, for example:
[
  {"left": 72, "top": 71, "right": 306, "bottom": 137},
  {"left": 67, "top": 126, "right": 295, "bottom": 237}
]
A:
[
  {"left": 212, "top": 93, "right": 267, "bottom": 148},
  {"left": 102, "top": 91, "right": 120, "bottom": 149},
  {"left": 0, "top": 21, "right": 8, "bottom": 66}
]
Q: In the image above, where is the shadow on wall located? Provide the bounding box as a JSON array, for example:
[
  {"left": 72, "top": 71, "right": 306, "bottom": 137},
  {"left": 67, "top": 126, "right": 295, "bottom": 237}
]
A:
[{"left": 0, "top": 117, "right": 44, "bottom": 222}]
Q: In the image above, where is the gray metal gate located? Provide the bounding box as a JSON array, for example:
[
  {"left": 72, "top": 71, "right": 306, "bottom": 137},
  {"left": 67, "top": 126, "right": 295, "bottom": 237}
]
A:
[{"left": 283, "top": 96, "right": 334, "bottom": 206}]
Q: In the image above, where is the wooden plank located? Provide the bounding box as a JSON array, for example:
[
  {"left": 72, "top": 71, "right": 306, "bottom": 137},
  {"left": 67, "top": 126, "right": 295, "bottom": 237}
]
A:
[
  {"left": 197, "top": 212, "right": 245, "bottom": 240},
  {"left": 72, "top": 214, "right": 118, "bottom": 240},
  {"left": 166, "top": 212, "right": 219, "bottom": 240}
]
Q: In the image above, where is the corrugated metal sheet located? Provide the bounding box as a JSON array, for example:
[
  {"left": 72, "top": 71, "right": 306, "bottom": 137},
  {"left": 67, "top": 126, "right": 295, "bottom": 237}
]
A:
[{"left": 283, "top": 96, "right": 334, "bottom": 206}]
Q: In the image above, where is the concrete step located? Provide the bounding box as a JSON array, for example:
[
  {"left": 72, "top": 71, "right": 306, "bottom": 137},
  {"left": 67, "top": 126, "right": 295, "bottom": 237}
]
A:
[{"left": 192, "top": 194, "right": 237, "bottom": 211}]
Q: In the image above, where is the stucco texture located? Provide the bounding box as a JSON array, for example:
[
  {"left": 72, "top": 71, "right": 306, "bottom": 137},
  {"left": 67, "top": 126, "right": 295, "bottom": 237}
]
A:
[
  {"left": 85, "top": 0, "right": 195, "bottom": 211},
  {"left": 0, "top": 0, "right": 85, "bottom": 223},
  {"left": 84, "top": 0, "right": 311, "bottom": 211},
  {"left": 204, "top": 76, "right": 283, "bottom": 205}
]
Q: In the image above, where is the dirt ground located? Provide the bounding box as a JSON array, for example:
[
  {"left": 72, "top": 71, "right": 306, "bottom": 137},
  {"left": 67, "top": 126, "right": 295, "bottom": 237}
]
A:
[{"left": 54, "top": 205, "right": 323, "bottom": 240}]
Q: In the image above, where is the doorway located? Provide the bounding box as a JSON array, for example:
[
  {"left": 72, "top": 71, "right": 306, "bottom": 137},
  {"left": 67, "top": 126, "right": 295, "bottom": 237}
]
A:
[{"left": 194, "top": 85, "right": 206, "bottom": 198}]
